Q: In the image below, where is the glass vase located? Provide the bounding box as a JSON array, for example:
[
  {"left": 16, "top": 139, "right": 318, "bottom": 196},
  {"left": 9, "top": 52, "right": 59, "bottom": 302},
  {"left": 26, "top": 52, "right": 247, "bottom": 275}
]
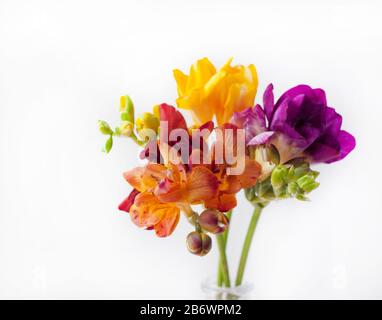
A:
[{"left": 201, "top": 276, "right": 253, "bottom": 300}]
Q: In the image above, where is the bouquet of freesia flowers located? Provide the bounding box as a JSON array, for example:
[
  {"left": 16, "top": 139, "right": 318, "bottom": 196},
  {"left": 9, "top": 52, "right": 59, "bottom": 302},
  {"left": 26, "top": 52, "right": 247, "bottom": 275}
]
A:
[{"left": 99, "top": 58, "right": 355, "bottom": 299}]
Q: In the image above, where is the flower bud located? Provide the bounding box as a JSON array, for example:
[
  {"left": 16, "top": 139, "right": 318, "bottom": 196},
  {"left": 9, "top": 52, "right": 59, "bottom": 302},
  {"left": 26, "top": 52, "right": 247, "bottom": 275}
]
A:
[
  {"left": 246, "top": 160, "right": 320, "bottom": 206},
  {"left": 296, "top": 174, "right": 320, "bottom": 193},
  {"left": 98, "top": 120, "right": 113, "bottom": 135},
  {"left": 135, "top": 112, "right": 160, "bottom": 139},
  {"left": 120, "top": 95, "right": 135, "bottom": 123},
  {"left": 104, "top": 135, "right": 113, "bottom": 153},
  {"left": 152, "top": 104, "right": 160, "bottom": 119},
  {"left": 186, "top": 231, "right": 212, "bottom": 256},
  {"left": 271, "top": 165, "right": 287, "bottom": 188},
  {"left": 199, "top": 210, "right": 229, "bottom": 234},
  {"left": 287, "top": 181, "right": 299, "bottom": 195},
  {"left": 118, "top": 121, "right": 134, "bottom": 137}
]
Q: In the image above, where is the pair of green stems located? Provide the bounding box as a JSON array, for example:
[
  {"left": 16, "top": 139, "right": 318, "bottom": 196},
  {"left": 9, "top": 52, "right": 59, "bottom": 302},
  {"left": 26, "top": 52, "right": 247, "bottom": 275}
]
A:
[{"left": 216, "top": 205, "right": 263, "bottom": 288}]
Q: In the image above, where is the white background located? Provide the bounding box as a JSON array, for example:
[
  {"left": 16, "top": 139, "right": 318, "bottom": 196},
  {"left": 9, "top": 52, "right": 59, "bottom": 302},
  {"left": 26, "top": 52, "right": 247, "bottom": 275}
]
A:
[{"left": 1, "top": 0, "right": 381, "bottom": 299}]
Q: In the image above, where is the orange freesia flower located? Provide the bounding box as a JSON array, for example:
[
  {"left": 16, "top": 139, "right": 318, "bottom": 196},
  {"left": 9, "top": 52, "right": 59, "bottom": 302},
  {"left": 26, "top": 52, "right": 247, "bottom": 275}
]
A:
[
  {"left": 120, "top": 157, "right": 261, "bottom": 237},
  {"left": 120, "top": 162, "right": 219, "bottom": 237},
  {"left": 203, "top": 156, "right": 261, "bottom": 212},
  {"left": 118, "top": 103, "right": 262, "bottom": 237},
  {"left": 191, "top": 124, "right": 262, "bottom": 212},
  {"left": 173, "top": 57, "right": 258, "bottom": 126}
]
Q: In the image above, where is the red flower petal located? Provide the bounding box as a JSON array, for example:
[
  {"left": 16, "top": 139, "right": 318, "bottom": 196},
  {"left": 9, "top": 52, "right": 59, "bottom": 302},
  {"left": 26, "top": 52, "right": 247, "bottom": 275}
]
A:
[{"left": 118, "top": 189, "right": 140, "bottom": 213}]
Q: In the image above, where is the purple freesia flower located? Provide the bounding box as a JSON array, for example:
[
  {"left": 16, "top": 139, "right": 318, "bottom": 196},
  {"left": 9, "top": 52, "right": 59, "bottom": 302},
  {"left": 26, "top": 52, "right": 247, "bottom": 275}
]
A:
[{"left": 231, "top": 84, "right": 356, "bottom": 164}]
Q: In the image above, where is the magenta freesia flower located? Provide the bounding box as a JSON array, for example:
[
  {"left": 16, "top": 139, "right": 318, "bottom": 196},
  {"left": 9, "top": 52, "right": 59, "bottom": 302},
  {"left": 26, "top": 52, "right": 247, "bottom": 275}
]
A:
[{"left": 231, "top": 84, "right": 356, "bottom": 164}]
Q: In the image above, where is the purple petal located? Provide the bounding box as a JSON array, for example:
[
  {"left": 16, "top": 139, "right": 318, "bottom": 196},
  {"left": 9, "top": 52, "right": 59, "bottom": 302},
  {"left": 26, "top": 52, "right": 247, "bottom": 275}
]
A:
[
  {"left": 286, "top": 94, "right": 305, "bottom": 124},
  {"left": 274, "top": 85, "right": 327, "bottom": 112},
  {"left": 272, "top": 93, "right": 307, "bottom": 129},
  {"left": 263, "top": 83, "right": 274, "bottom": 122},
  {"left": 312, "top": 88, "right": 327, "bottom": 105},
  {"left": 230, "top": 105, "right": 266, "bottom": 143},
  {"left": 269, "top": 98, "right": 290, "bottom": 129},
  {"left": 325, "top": 130, "right": 356, "bottom": 163},
  {"left": 298, "top": 124, "right": 321, "bottom": 147},
  {"left": 252, "top": 105, "right": 267, "bottom": 132},
  {"left": 247, "top": 131, "right": 275, "bottom": 146},
  {"left": 305, "top": 130, "right": 355, "bottom": 163},
  {"left": 305, "top": 142, "right": 340, "bottom": 163},
  {"left": 275, "top": 85, "right": 312, "bottom": 106},
  {"left": 271, "top": 132, "right": 307, "bottom": 163},
  {"left": 265, "top": 83, "right": 355, "bottom": 164},
  {"left": 324, "top": 107, "right": 342, "bottom": 136},
  {"left": 230, "top": 107, "right": 253, "bottom": 128}
]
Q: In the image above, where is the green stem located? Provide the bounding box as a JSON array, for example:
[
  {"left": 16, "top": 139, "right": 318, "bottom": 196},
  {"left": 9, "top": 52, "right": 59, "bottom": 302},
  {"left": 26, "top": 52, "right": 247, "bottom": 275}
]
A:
[
  {"left": 217, "top": 210, "right": 232, "bottom": 287},
  {"left": 216, "top": 233, "right": 231, "bottom": 287},
  {"left": 130, "top": 132, "right": 145, "bottom": 146},
  {"left": 235, "top": 205, "right": 262, "bottom": 286}
]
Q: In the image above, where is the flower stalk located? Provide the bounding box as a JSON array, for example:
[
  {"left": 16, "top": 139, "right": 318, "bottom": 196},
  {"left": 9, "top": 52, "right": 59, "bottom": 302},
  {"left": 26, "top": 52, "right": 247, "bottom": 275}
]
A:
[
  {"left": 216, "top": 233, "right": 231, "bottom": 288},
  {"left": 235, "top": 204, "right": 262, "bottom": 286},
  {"left": 217, "top": 210, "right": 232, "bottom": 287}
]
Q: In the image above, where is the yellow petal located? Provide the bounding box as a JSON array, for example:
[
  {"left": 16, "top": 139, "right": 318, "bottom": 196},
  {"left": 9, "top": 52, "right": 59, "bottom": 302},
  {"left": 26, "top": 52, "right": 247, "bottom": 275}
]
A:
[
  {"left": 173, "top": 57, "right": 258, "bottom": 126},
  {"left": 173, "top": 69, "right": 188, "bottom": 96}
]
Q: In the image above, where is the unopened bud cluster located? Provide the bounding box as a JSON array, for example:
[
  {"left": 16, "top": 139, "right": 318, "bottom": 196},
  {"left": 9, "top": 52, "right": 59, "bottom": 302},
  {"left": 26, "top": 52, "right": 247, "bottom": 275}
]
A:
[
  {"left": 245, "top": 160, "right": 320, "bottom": 206},
  {"left": 186, "top": 209, "right": 230, "bottom": 256},
  {"left": 186, "top": 231, "right": 212, "bottom": 256},
  {"left": 98, "top": 95, "right": 160, "bottom": 152}
]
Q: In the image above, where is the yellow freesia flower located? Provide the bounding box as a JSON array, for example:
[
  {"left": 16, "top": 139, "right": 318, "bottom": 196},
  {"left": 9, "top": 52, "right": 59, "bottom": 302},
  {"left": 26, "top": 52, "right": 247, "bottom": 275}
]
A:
[
  {"left": 135, "top": 110, "right": 160, "bottom": 139},
  {"left": 173, "top": 57, "right": 258, "bottom": 126}
]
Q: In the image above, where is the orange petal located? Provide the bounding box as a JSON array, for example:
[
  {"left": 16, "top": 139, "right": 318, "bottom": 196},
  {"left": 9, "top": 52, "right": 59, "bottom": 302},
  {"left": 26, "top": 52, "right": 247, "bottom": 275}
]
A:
[
  {"left": 186, "top": 166, "right": 219, "bottom": 204},
  {"left": 129, "top": 192, "right": 180, "bottom": 237},
  {"left": 154, "top": 205, "right": 180, "bottom": 237},
  {"left": 123, "top": 164, "right": 166, "bottom": 192},
  {"left": 154, "top": 177, "right": 184, "bottom": 203},
  {"left": 223, "top": 175, "right": 242, "bottom": 194},
  {"left": 144, "top": 163, "right": 167, "bottom": 187},
  {"left": 236, "top": 157, "right": 262, "bottom": 189},
  {"left": 130, "top": 192, "right": 164, "bottom": 228},
  {"left": 123, "top": 167, "right": 146, "bottom": 191},
  {"left": 204, "top": 193, "right": 237, "bottom": 212}
]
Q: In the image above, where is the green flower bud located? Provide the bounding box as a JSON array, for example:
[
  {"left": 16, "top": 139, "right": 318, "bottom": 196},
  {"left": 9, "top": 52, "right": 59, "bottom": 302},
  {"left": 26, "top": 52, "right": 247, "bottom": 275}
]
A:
[
  {"left": 271, "top": 165, "right": 287, "bottom": 188},
  {"left": 98, "top": 120, "right": 113, "bottom": 135},
  {"left": 199, "top": 210, "right": 229, "bottom": 234},
  {"left": 118, "top": 121, "right": 134, "bottom": 137},
  {"left": 186, "top": 231, "right": 212, "bottom": 256},
  {"left": 245, "top": 160, "right": 320, "bottom": 206},
  {"left": 287, "top": 181, "right": 299, "bottom": 195},
  {"left": 296, "top": 194, "right": 309, "bottom": 201},
  {"left": 290, "top": 159, "right": 310, "bottom": 178},
  {"left": 296, "top": 174, "right": 320, "bottom": 193},
  {"left": 256, "top": 178, "right": 273, "bottom": 198},
  {"left": 287, "top": 165, "right": 295, "bottom": 180},
  {"left": 104, "top": 134, "right": 113, "bottom": 153},
  {"left": 120, "top": 95, "right": 135, "bottom": 123}
]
